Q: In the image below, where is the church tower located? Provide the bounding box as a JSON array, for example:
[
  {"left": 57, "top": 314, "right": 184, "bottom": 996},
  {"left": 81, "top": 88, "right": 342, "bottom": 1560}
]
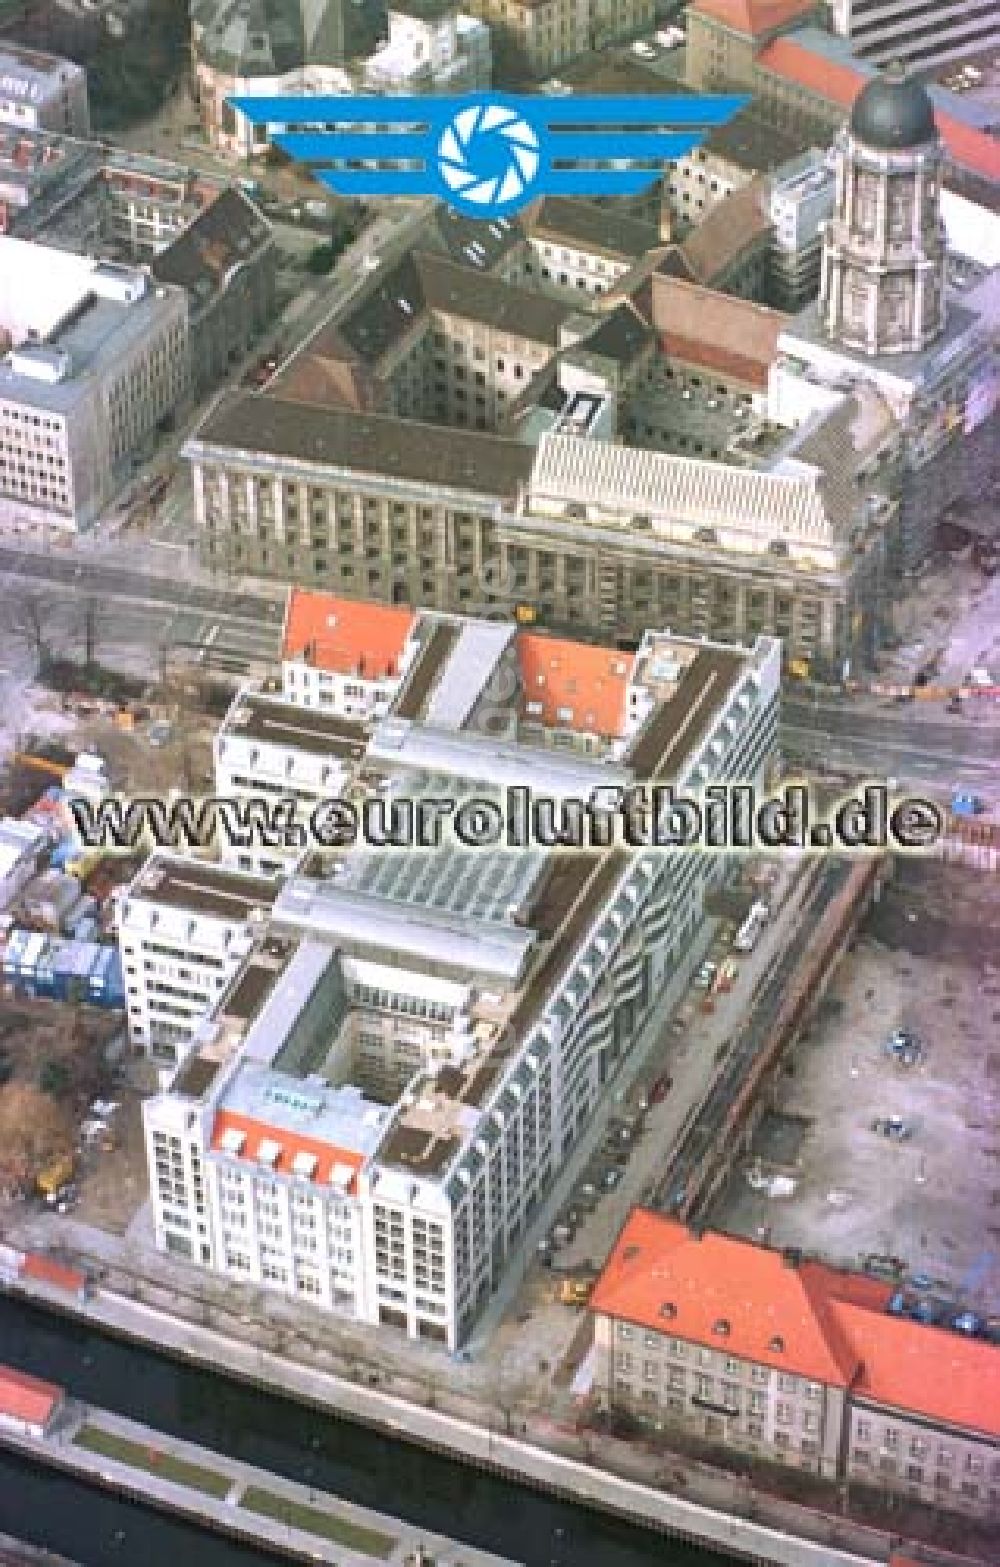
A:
[{"left": 820, "top": 63, "right": 947, "bottom": 357}]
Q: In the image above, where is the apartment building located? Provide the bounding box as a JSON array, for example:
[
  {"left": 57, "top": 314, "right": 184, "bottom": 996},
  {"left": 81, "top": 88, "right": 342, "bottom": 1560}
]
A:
[
  {"left": 118, "top": 855, "right": 277, "bottom": 1070},
  {"left": 213, "top": 690, "right": 369, "bottom": 876},
  {"left": 364, "top": 0, "right": 491, "bottom": 93},
  {"left": 141, "top": 614, "right": 782, "bottom": 1346},
  {"left": 269, "top": 250, "right": 569, "bottom": 430},
  {"left": 520, "top": 197, "right": 662, "bottom": 300},
  {"left": 0, "top": 46, "right": 89, "bottom": 137},
  {"left": 0, "top": 239, "right": 188, "bottom": 529},
  {"left": 466, "top": 0, "right": 653, "bottom": 79},
  {"left": 664, "top": 105, "right": 813, "bottom": 237},
  {"left": 592, "top": 1211, "right": 1000, "bottom": 1521},
  {"left": 827, "top": 0, "right": 1000, "bottom": 77},
  {"left": 149, "top": 188, "right": 276, "bottom": 396},
  {"left": 280, "top": 590, "right": 420, "bottom": 717}
]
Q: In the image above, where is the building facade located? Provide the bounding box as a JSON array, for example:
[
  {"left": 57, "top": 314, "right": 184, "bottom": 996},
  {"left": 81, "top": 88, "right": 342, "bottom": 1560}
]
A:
[
  {"left": 827, "top": 0, "right": 1000, "bottom": 77},
  {"left": 592, "top": 1211, "right": 1000, "bottom": 1522},
  {"left": 0, "top": 47, "right": 89, "bottom": 137},
  {"left": 140, "top": 610, "right": 781, "bottom": 1347},
  {"left": 0, "top": 240, "right": 188, "bottom": 529}
]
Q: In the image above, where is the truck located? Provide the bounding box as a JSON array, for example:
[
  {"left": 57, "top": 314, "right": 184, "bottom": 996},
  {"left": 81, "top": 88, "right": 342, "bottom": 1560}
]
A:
[
  {"left": 733, "top": 899, "right": 769, "bottom": 953},
  {"left": 36, "top": 1153, "right": 75, "bottom": 1201}
]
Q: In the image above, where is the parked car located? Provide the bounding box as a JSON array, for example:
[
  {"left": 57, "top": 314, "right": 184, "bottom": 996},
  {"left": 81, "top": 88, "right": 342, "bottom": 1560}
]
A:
[
  {"left": 872, "top": 1115, "right": 912, "bottom": 1141},
  {"left": 649, "top": 1072, "right": 673, "bottom": 1105}
]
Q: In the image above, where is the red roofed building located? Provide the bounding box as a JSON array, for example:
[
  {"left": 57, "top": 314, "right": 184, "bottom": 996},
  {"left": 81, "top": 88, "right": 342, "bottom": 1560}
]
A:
[
  {"left": 210, "top": 1109, "right": 365, "bottom": 1195},
  {"left": 591, "top": 1212, "right": 1000, "bottom": 1518},
  {"left": 687, "top": 0, "right": 815, "bottom": 90},
  {"left": 0, "top": 1364, "right": 64, "bottom": 1438},
  {"left": 19, "top": 1252, "right": 88, "bottom": 1301},
  {"left": 281, "top": 589, "right": 418, "bottom": 718},
  {"left": 516, "top": 633, "right": 634, "bottom": 742}
]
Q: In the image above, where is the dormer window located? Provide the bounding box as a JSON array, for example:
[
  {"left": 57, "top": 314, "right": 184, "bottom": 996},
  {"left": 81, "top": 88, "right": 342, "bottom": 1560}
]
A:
[
  {"left": 768, "top": 1335, "right": 785, "bottom": 1353},
  {"left": 659, "top": 1301, "right": 677, "bottom": 1320},
  {"left": 712, "top": 1318, "right": 730, "bottom": 1337}
]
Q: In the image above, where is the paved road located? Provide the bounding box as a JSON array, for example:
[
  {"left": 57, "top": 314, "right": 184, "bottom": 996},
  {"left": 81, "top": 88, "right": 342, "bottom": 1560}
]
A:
[{"left": 783, "top": 693, "right": 1000, "bottom": 793}]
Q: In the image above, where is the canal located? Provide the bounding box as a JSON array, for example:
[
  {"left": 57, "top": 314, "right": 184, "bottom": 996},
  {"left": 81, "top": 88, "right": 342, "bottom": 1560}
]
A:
[{"left": 0, "top": 1294, "right": 734, "bottom": 1567}]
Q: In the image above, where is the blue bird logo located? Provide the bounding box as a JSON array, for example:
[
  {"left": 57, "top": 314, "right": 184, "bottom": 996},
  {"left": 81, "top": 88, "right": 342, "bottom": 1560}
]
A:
[{"left": 230, "top": 90, "right": 748, "bottom": 219}]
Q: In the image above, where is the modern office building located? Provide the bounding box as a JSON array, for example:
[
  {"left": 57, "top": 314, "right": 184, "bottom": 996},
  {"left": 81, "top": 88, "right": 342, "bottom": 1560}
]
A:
[
  {"left": 0, "top": 239, "right": 188, "bottom": 529},
  {"left": 592, "top": 1211, "right": 1000, "bottom": 1522},
  {"left": 767, "top": 150, "right": 837, "bottom": 309},
  {"left": 141, "top": 610, "right": 782, "bottom": 1347},
  {"left": 118, "top": 855, "right": 277, "bottom": 1070},
  {"left": 826, "top": 0, "right": 1000, "bottom": 77},
  {"left": 0, "top": 46, "right": 89, "bottom": 137}
]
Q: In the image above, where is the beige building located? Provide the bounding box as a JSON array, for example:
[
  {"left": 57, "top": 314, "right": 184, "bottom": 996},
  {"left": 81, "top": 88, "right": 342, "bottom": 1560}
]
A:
[
  {"left": 592, "top": 1213, "right": 1000, "bottom": 1521},
  {"left": 467, "top": 0, "right": 652, "bottom": 79}
]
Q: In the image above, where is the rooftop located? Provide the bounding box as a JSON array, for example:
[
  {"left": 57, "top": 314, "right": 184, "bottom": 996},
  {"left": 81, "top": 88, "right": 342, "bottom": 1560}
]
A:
[
  {"left": 648, "top": 274, "right": 789, "bottom": 389},
  {"left": 691, "top": 0, "right": 813, "bottom": 32},
  {"left": 593, "top": 1213, "right": 1000, "bottom": 1437},
  {"left": 283, "top": 588, "right": 416, "bottom": 682},
  {"left": 678, "top": 178, "right": 773, "bottom": 284},
  {"left": 0, "top": 44, "right": 83, "bottom": 98},
  {"left": 0, "top": 1363, "right": 63, "bottom": 1427},
  {"left": 758, "top": 31, "right": 1000, "bottom": 183},
  {"left": 524, "top": 195, "right": 659, "bottom": 261},
  {"left": 186, "top": 394, "right": 536, "bottom": 502},
  {"left": 149, "top": 187, "right": 271, "bottom": 306},
  {"left": 128, "top": 855, "right": 276, "bottom": 922},
  {"left": 517, "top": 632, "right": 634, "bottom": 738},
  {"left": 221, "top": 688, "right": 370, "bottom": 760},
  {"left": 702, "top": 102, "right": 815, "bottom": 174},
  {"left": 211, "top": 1075, "right": 389, "bottom": 1194}
]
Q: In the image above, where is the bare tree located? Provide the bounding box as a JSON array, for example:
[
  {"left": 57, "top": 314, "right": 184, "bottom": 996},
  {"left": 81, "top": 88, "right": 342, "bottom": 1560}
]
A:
[
  {"left": 81, "top": 597, "right": 101, "bottom": 670},
  {"left": 2, "top": 588, "right": 54, "bottom": 669}
]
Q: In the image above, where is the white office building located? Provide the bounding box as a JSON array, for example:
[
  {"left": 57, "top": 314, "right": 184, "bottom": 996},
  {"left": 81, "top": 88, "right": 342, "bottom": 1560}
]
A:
[
  {"left": 118, "top": 855, "right": 277, "bottom": 1074},
  {"left": 141, "top": 606, "right": 781, "bottom": 1348},
  {"left": 0, "top": 238, "right": 188, "bottom": 529}
]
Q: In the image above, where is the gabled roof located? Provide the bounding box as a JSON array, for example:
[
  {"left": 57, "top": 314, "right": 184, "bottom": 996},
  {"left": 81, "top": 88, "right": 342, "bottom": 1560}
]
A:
[
  {"left": 678, "top": 178, "right": 772, "bottom": 284},
  {"left": 593, "top": 1213, "right": 1000, "bottom": 1438},
  {"left": 516, "top": 632, "right": 634, "bottom": 739},
  {"left": 832, "top": 1302, "right": 1000, "bottom": 1438},
  {"left": 283, "top": 588, "right": 415, "bottom": 680},
  {"left": 210, "top": 1108, "right": 365, "bottom": 1193},
  {"left": 0, "top": 1364, "right": 62, "bottom": 1426},
  {"left": 691, "top": 0, "right": 813, "bottom": 35},
  {"left": 650, "top": 274, "right": 788, "bottom": 388},
  {"left": 591, "top": 1211, "right": 872, "bottom": 1387},
  {"left": 758, "top": 36, "right": 1000, "bottom": 183}
]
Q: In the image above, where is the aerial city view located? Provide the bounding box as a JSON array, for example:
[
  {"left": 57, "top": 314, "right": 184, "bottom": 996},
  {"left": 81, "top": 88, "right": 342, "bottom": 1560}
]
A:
[{"left": 0, "top": 0, "right": 999, "bottom": 1563}]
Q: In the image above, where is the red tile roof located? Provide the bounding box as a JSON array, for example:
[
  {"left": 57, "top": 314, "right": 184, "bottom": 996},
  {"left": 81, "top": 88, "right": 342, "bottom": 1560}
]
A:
[
  {"left": 651, "top": 275, "right": 788, "bottom": 389},
  {"left": 833, "top": 1302, "right": 1000, "bottom": 1438},
  {"left": 210, "top": 1109, "right": 365, "bottom": 1194},
  {"left": 758, "top": 37, "right": 1000, "bottom": 183},
  {"left": 0, "top": 1364, "right": 62, "bottom": 1427},
  {"left": 592, "top": 1213, "right": 1000, "bottom": 1437},
  {"left": 516, "top": 633, "right": 634, "bottom": 739},
  {"left": 20, "top": 1253, "right": 87, "bottom": 1297},
  {"left": 282, "top": 589, "right": 416, "bottom": 681},
  {"left": 591, "top": 1212, "right": 872, "bottom": 1385},
  {"left": 692, "top": 0, "right": 812, "bottom": 33}
]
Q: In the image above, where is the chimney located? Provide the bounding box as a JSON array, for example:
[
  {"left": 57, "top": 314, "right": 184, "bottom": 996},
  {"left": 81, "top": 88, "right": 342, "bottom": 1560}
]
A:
[{"left": 782, "top": 1246, "right": 802, "bottom": 1270}]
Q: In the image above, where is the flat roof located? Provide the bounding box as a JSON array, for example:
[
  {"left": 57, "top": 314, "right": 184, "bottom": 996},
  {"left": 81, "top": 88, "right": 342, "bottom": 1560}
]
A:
[
  {"left": 223, "top": 690, "right": 369, "bottom": 760},
  {"left": 129, "top": 855, "right": 276, "bottom": 921},
  {"left": 627, "top": 647, "right": 745, "bottom": 779},
  {"left": 393, "top": 620, "right": 461, "bottom": 721}
]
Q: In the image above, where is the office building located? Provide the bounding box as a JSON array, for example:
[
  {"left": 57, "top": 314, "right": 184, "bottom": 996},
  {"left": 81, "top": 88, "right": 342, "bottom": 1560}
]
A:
[
  {"left": 592, "top": 1211, "right": 1000, "bottom": 1522},
  {"left": 364, "top": 0, "right": 491, "bottom": 92},
  {"left": 118, "top": 855, "right": 277, "bottom": 1070},
  {"left": 0, "top": 239, "right": 188, "bottom": 529},
  {"left": 826, "top": 0, "right": 1000, "bottom": 78},
  {"left": 141, "top": 610, "right": 782, "bottom": 1346}
]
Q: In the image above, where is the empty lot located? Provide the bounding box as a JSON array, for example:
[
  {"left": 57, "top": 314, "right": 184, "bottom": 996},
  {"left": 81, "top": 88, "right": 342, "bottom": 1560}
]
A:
[{"left": 713, "top": 855, "right": 1000, "bottom": 1317}]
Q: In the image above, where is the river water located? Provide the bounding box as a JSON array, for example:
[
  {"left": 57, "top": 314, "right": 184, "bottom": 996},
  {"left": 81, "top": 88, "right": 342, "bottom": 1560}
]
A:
[{"left": 0, "top": 1294, "right": 735, "bottom": 1567}]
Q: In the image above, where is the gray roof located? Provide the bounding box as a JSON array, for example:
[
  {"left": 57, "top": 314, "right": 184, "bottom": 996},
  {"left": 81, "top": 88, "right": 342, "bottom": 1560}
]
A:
[
  {"left": 428, "top": 206, "right": 525, "bottom": 272},
  {"left": 150, "top": 188, "right": 271, "bottom": 305},
  {"left": 703, "top": 104, "right": 815, "bottom": 175},
  {"left": 186, "top": 392, "right": 535, "bottom": 500},
  {"left": 574, "top": 303, "right": 654, "bottom": 368},
  {"left": 526, "top": 195, "right": 658, "bottom": 262}
]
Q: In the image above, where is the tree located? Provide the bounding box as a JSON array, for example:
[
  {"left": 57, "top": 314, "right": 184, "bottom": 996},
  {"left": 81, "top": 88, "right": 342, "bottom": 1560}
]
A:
[
  {"left": 39, "top": 1060, "right": 71, "bottom": 1098},
  {"left": 0, "top": 1083, "right": 74, "bottom": 1189},
  {"left": 1, "top": 588, "right": 53, "bottom": 670}
]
